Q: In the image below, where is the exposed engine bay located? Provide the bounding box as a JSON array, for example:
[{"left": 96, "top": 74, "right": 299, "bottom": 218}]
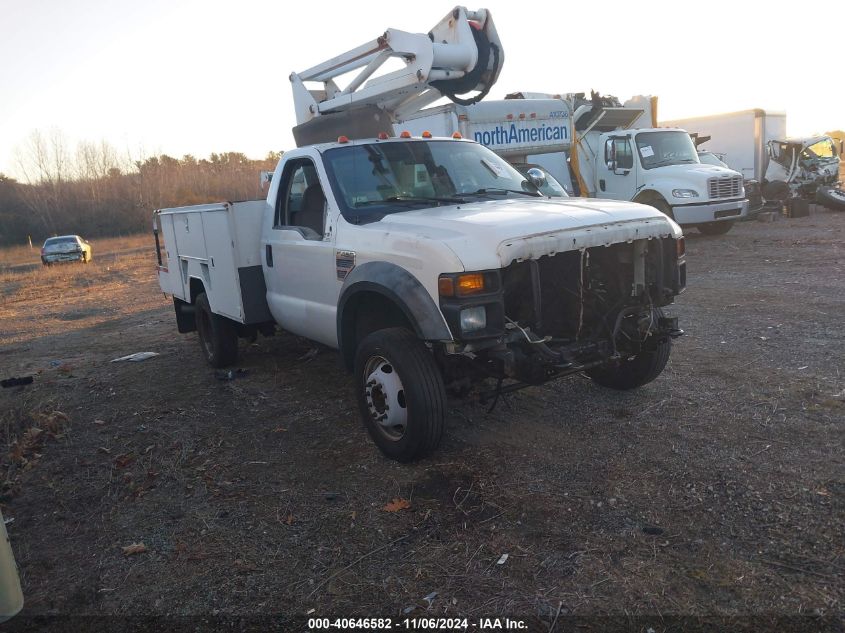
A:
[{"left": 440, "top": 237, "right": 685, "bottom": 397}]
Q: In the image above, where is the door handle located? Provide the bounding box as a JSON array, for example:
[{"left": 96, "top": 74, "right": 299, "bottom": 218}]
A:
[{"left": 265, "top": 244, "right": 273, "bottom": 267}]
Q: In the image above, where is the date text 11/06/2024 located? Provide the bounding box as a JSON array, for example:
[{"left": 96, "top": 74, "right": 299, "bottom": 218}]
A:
[{"left": 307, "top": 617, "right": 528, "bottom": 630}]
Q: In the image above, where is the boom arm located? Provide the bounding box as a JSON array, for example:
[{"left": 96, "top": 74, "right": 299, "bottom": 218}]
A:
[{"left": 290, "top": 6, "right": 502, "bottom": 144}]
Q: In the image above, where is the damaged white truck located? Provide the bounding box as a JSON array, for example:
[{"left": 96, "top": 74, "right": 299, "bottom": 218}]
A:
[{"left": 154, "top": 7, "right": 686, "bottom": 461}]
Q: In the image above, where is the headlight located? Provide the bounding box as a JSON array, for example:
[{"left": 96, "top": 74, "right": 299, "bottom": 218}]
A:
[
  {"left": 460, "top": 306, "right": 487, "bottom": 333},
  {"left": 672, "top": 189, "right": 699, "bottom": 198}
]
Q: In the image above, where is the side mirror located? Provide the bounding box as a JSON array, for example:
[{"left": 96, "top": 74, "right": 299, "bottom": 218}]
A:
[{"left": 526, "top": 168, "right": 547, "bottom": 190}]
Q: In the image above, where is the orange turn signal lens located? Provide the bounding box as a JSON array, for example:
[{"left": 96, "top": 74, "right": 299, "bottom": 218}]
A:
[
  {"left": 457, "top": 273, "right": 485, "bottom": 295},
  {"left": 438, "top": 277, "right": 455, "bottom": 297},
  {"left": 676, "top": 237, "right": 685, "bottom": 257},
  {"left": 439, "top": 273, "right": 488, "bottom": 297}
]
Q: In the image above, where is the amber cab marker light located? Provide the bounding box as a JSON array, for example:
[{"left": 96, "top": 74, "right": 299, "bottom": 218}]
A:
[
  {"left": 400, "top": 130, "right": 412, "bottom": 138},
  {"left": 337, "top": 135, "right": 350, "bottom": 144},
  {"left": 422, "top": 130, "right": 433, "bottom": 138},
  {"left": 457, "top": 273, "right": 485, "bottom": 294},
  {"left": 452, "top": 132, "right": 462, "bottom": 139},
  {"left": 377, "top": 132, "right": 389, "bottom": 140},
  {"left": 438, "top": 277, "right": 455, "bottom": 297}
]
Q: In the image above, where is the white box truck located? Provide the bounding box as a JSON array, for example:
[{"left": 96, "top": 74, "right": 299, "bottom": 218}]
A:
[{"left": 399, "top": 93, "right": 748, "bottom": 235}]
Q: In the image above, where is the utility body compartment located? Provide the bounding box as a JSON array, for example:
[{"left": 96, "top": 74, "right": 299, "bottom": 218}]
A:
[{"left": 154, "top": 201, "right": 272, "bottom": 325}]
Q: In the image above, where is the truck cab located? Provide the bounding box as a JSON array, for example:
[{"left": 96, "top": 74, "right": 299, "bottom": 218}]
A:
[
  {"left": 597, "top": 128, "right": 747, "bottom": 235},
  {"left": 765, "top": 135, "right": 841, "bottom": 199}
]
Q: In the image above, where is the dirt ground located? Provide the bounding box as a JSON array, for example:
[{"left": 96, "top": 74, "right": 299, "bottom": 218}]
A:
[{"left": 1, "top": 210, "right": 843, "bottom": 632}]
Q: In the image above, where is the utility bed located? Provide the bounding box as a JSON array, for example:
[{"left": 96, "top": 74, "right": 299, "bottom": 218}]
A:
[{"left": 154, "top": 201, "right": 272, "bottom": 325}]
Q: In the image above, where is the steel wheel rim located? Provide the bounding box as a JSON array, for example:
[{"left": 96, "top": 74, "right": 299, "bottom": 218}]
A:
[{"left": 363, "top": 355, "right": 408, "bottom": 441}]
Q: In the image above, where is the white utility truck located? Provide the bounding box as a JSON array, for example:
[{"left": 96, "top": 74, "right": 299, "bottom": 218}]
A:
[
  {"left": 662, "top": 109, "right": 842, "bottom": 202},
  {"left": 155, "top": 7, "right": 686, "bottom": 462},
  {"left": 400, "top": 92, "right": 748, "bottom": 235}
]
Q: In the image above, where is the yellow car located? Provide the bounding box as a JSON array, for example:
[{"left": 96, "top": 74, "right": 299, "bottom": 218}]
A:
[{"left": 41, "top": 235, "right": 92, "bottom": 265}]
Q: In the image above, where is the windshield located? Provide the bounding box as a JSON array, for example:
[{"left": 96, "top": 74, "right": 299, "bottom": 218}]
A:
[
  {"left": 635, "top": 131, "right": 699, "bottom": 169},
  {"left": 697, "top": 152, "right": 727, "bottom": 168},
  {"left": 44, "top": 237, "right": 78, "bottom": 246},
  {"left": 322, "top": 140, "right": 539, "bottom": 222}
]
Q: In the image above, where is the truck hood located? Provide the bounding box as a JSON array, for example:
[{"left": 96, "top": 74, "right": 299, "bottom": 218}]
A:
[
  {"left": 364, "top": 197, "right": 681, "bottom": 270},
  {"left": 651, "top": 163, "right": 739, "bottom": 179}
]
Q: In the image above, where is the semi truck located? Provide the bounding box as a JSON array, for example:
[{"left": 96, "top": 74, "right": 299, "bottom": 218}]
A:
[
  {"left": 399, "top": 92, "right": 748, "bottom": 235},
  {"left": 662, "top": 109, "right": 842, "bottom": 202},
  {"left": 155, "top": 7, "right": 686, "bottom": 462}
]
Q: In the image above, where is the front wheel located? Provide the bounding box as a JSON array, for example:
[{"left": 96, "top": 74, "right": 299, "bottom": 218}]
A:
[
  {"left": 353, "top": 328, "right": 446, "bottom": 462},
  {"left": 816, "top": 187, "right": 845, "bottom": 211},
  {"left": 586, "top": 332, "right": 672, "bottom": 390},
  {"left": 194, "top": 292, "right": 238, "bottom": 368},
  {"left": 644, "top": 198, "right": 674, "bottom": 220},
  {"left": 697, "top": 220, "right": 734, "bottom": 235}
]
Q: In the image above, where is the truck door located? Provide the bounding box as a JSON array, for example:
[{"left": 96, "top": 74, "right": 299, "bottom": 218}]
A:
[
  {"left": 595, "top": 135, "right": 637, "bottom": 201},
  {"left": 262, "top": 157, "right": 339, "bottom": 347}
]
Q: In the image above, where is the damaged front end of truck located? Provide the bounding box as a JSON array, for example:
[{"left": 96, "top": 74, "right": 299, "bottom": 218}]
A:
[
  {"left": 437, "top": 221, "right": 686, "bottom": 400},
  {"left": 764, "top": 136, "right": 841, "bottom": 199}
]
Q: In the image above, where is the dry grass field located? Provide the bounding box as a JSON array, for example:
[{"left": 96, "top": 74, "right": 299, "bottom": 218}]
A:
[{"left": 0, "top": 211, "right": 843, "bottom": 632}]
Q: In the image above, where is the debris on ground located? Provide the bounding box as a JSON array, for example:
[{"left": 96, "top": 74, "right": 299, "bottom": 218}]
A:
[
  {"left": 215, "top": 368, "right": 250, "bottom": 381},
  {"left": 1, "top": 376, "right": 33, "bottom": 388},
  {"left": 383, "top": 498, "right": 411, "bottom": 512},
  {"left": 110, "top": 352, "right": 159, "bottom": 362},
  {"left": 121, "top": 543, "right": 147, "bottom": 556}
]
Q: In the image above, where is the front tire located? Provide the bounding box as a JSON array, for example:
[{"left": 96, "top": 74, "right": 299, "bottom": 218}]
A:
[
  {"left": 586, "top": 331, "right": 672, "bottom": 390},
  {"left": 697, "top": 220, "right": 734, "bottom": 235},
  {"left": 353, "top": 328, "right": 446, "bottom": 462},
  {"left": 644, "top": 198, "right": 674, "bottom": 220},
  {"left": 194, "top": 292, "right": 238, "bottom": 368},
  {"left": 816, "top": 187, "right": 845, "bottom": 211}
]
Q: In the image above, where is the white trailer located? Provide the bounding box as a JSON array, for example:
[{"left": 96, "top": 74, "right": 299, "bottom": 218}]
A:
[{"left": 661, "top": 109, "right": 786, "bottom": 182}]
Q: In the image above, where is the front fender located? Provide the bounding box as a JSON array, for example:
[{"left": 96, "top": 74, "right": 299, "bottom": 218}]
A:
[{"left": 337, "top": 262, "right": 453, "bottom": 366}]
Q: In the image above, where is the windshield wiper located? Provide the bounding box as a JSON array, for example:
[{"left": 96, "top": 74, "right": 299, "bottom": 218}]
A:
[
  {"left": 648, "top": 158, "right": 696, "bottom": 168},
  {"left": 354, "top": 195, "right": 465, "bottom": 208},
  {"left": 460, "top": 187, "right": 541, "bottom": 198}
]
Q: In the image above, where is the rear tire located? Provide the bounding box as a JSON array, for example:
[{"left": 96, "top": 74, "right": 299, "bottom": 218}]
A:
[
  {"left": 194, "top": 292, "right": 238, "bottom": 368},
  {"left": 353, "top": 328, "right": 445, "bottom": 462},
  {"left": 697, "top": 220, "right": 734, "bottom": 235}
]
